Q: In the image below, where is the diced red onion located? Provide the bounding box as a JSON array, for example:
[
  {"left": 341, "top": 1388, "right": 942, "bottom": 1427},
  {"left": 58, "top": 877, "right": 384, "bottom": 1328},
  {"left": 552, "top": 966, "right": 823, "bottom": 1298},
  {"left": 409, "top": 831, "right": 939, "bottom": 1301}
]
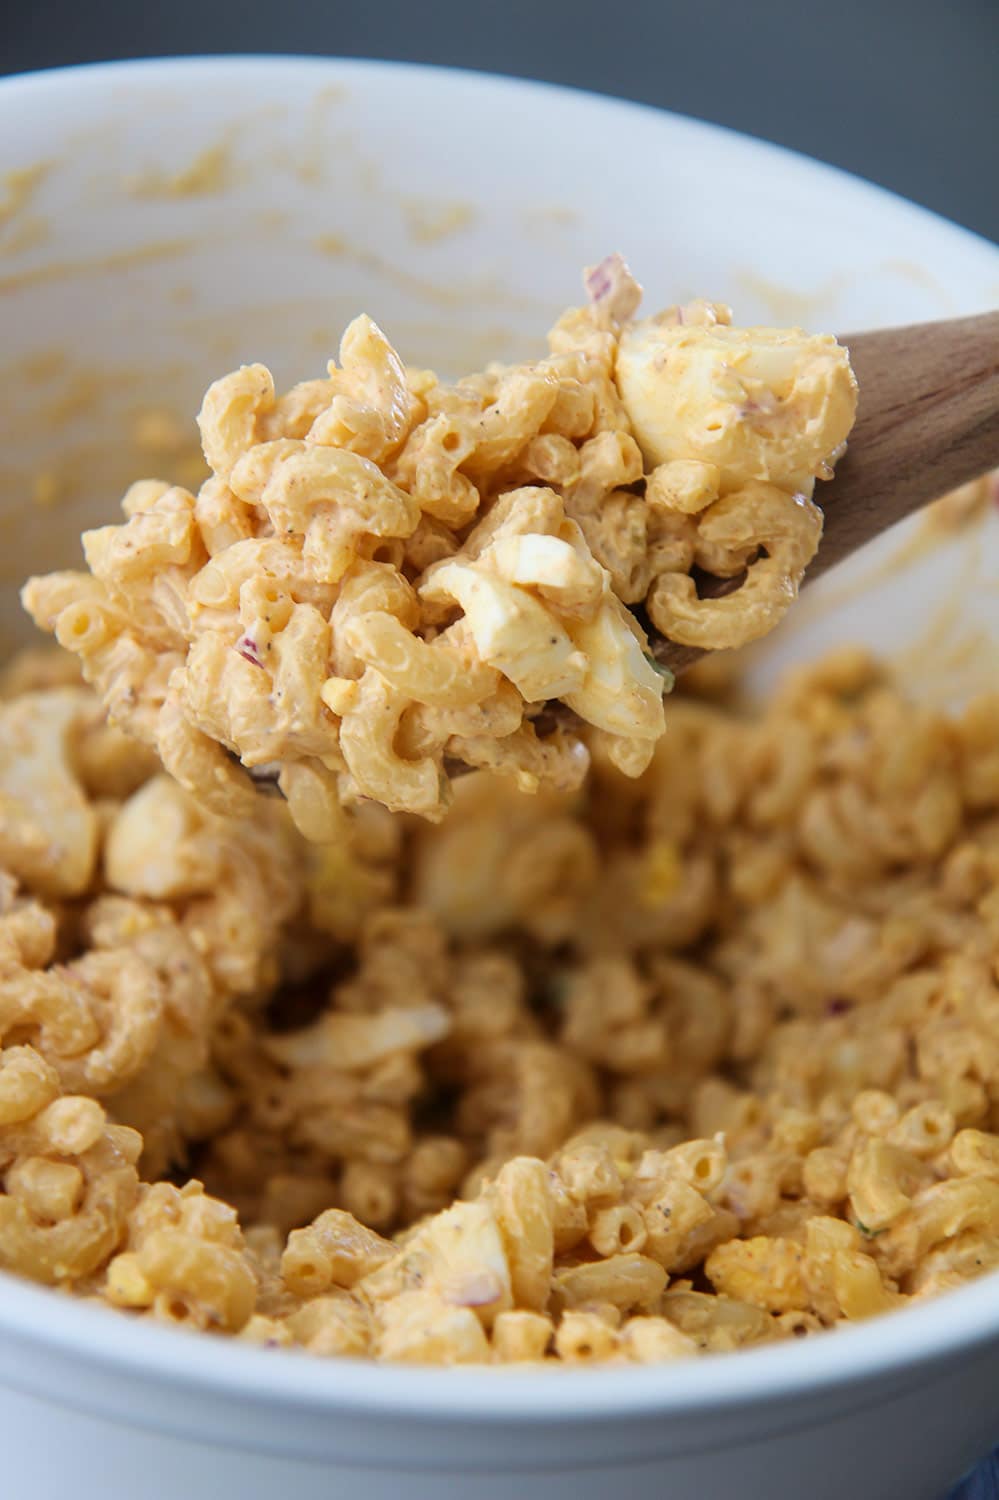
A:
[{"left": 235, "top": 634, "right": 264, "bottom": 667}]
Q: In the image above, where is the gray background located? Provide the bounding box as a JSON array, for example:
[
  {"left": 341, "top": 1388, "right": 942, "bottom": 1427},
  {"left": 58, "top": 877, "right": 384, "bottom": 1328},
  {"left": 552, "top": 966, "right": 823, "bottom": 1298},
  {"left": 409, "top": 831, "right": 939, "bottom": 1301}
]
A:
[{"left": 3, "top": 0, "right": 998, "bottom": 243}]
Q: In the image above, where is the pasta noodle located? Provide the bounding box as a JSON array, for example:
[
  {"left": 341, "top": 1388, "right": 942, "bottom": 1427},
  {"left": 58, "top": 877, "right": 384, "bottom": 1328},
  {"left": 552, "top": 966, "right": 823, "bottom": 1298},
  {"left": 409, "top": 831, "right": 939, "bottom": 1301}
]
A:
[
  {"left": 0, "top": 637, "right": 995, "bottom": 1361},
  {"left": 3, "top": 261, "right": 997, "bottom": 1368},
  {"left": 22, "top": 260, "right": 856, "bottom": 835}
]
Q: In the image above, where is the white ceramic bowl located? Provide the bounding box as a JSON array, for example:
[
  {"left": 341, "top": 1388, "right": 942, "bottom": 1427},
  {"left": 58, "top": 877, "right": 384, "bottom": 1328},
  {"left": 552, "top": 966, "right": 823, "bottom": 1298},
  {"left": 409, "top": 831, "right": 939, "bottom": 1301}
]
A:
[{"left": 1, "top": 56, "right": 998, "bottom": 1500}]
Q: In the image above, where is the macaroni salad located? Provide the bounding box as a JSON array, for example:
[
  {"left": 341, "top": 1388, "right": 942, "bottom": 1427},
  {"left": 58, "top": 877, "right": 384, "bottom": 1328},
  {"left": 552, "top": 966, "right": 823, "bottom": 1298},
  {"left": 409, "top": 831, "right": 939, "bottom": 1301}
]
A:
[
  {"left": 4, "top": 265, "right": 996, "bottom": 1367},
  {"left": 21, "top": 259, "right": 856, "bottom": 834},
  {"left": 1, "top": 643, "right": 999, "bottom": 1362}
]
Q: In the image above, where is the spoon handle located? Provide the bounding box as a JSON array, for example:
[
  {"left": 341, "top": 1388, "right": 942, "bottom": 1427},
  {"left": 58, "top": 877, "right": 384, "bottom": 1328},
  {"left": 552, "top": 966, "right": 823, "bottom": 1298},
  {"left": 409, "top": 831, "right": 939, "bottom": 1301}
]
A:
[
  {"left": 652, "top": 309, "right": 999, "bottom": 675},
  {"left": 818, "top": 309, "right": 999, "bottom": 578}
]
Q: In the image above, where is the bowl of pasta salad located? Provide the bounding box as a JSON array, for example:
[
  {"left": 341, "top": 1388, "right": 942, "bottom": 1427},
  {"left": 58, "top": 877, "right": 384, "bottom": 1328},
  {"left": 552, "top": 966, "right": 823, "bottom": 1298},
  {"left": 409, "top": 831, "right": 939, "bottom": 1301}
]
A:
[{"left": 1, "top": 54, "right": 999, "bottom": 1500}]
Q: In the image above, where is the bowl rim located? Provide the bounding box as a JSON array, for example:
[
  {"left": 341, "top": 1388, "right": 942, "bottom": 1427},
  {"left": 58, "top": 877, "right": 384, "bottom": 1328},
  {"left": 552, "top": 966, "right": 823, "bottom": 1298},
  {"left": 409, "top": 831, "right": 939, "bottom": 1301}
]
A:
[
  {"left": 1, "top": 1258, "right": 997, "bottom": 1424},
  {"left": 1, "top": 51, "right": 999, "bottom": 1426}
]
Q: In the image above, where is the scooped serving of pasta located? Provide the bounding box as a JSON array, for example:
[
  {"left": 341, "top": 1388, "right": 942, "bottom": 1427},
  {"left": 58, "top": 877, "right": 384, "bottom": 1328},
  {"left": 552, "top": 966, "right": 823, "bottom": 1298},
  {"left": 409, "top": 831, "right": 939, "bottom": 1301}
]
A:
[
  {"left": 2, "top": 259, "right": 998, "bottom": 1367},
  {"left": 22, "top": 256, "right": 856, "bottom": 833}
]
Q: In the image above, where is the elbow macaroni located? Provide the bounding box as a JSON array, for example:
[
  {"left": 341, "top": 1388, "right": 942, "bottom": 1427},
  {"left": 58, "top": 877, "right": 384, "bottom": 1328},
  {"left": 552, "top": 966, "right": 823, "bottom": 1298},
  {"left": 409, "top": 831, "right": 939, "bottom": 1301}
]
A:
[
  {"left": 3, "top": 264, "right": 997, "bottom": 1367},
  {"left": 1, "top": 645, "right": 999, "bottom": 1357},
  {"left": 22, "top": 263, "right": 855, "bottom": 836}
]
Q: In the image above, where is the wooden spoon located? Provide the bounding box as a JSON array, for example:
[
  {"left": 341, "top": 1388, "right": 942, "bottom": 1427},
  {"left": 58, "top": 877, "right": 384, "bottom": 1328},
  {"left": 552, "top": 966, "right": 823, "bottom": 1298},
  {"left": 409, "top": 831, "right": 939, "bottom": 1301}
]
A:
[{"left": 651, "top": 308, "right": 999, "bottom": 677}]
